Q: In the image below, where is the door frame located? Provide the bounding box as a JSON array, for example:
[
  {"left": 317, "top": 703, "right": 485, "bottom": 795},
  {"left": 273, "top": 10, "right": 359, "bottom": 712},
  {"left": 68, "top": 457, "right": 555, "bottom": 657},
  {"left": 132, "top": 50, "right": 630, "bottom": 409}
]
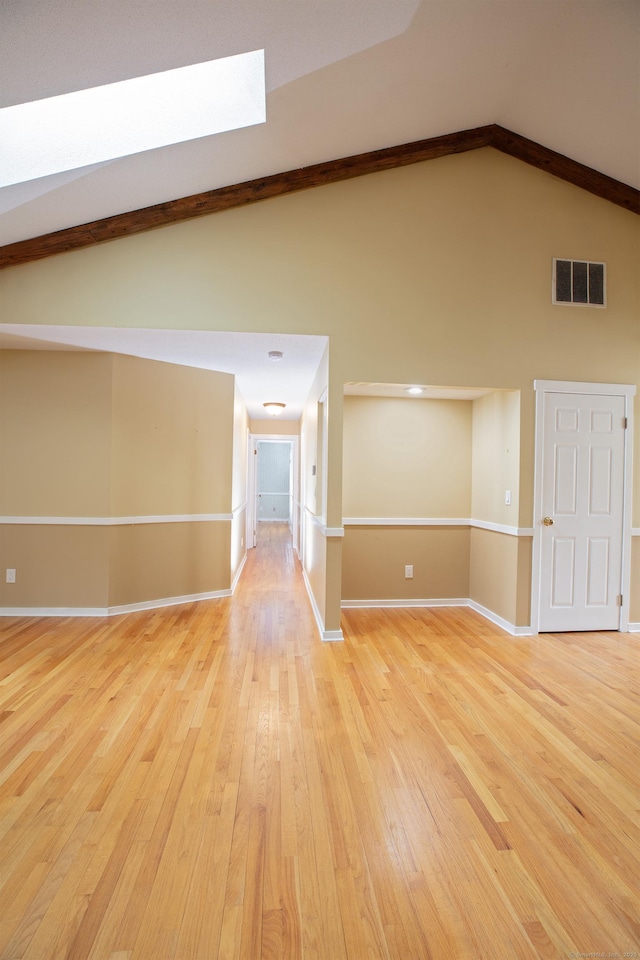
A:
[
  {"left": 247, "top": 434, "right": 299, "bottom": 552},
  {"left": 531, "top": 379, "right": 636, "bottom": 634}
]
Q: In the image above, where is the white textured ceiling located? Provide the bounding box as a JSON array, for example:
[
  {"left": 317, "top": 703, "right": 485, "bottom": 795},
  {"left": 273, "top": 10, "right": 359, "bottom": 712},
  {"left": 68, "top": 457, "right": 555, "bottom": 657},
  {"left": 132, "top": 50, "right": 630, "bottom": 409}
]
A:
[
  {"left": 0, "top": 326, "right": 328, "bottom": 421},
  {"left": 1, "top": 1, "right": 638, "bottom": 417}
]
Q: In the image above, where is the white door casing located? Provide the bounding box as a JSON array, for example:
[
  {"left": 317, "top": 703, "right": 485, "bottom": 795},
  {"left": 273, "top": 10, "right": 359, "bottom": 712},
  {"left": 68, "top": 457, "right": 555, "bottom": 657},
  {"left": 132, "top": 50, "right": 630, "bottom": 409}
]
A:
[
  {"left": 255, "top": 440, "right": 292, "bottom": 523},
  {"left": 532, "top": 380, "right": 635, "bottom": 633},
  {"left": 247, "top": 434, "right": 299, "bottom": 551},
  {"left": 540, "top": 392, "right": 624, "bottom": 630}
]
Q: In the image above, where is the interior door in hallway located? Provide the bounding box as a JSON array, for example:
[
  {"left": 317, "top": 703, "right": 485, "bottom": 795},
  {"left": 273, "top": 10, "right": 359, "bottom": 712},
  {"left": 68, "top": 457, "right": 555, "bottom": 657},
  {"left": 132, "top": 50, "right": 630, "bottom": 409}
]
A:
[
  {"left": 538, "top": 390, "right": 627, "bottom": 632},
  {"left": 255, "top": 440, "right": 292, "bottom": 540}
]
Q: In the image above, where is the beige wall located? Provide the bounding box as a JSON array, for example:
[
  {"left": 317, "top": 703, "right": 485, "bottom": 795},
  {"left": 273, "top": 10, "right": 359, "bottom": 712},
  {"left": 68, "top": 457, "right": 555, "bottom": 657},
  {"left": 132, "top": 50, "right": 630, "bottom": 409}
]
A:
[
  {"left": 0, "top": 351, "right": 112, "bottom": 517},
  {"left": 468, "top": 390, "right": 525, "bottom": 624},
  {"left": 301, "top": 383, "right": 320, "bottom": 521},
  {"left": 111, "top": 355, "right": 234, "bottom": 516},
  {"left": 299, "top": 345, "right": 332, "bottom": 624},
  {"left": 109, "top": 356, "right": 235, "bottom": 605},
  {"left": 0, "top": 351, "right": 236, "bottom": 610},
  {"left": 341, "top": 392, "right": 532, "bottom": 619},
  {"left": 302, "top": 512, "right": 327, "bottom": 629},
  {"left": 231, "top": 384, "right": 249, "bottom": 583},
  {"left": 1, "top": 148, "right": 638, "bottom": 631},
  {"left": 635, "top": 399, "right": 640, "bottom": 529},
  {"left": 6, "top": 150, "right": 636, "bottom": 403},
  {"left": 471, "top": 391, "right": 520, "bottom": 525},
  {"left": 343, "top": 526, "right": 470, "bottom": 601},
  {"left": 108, "top": 522, "right": 231, "bottom": 607},
  {"left": 467, "top": 528, "right": 532, "bottom": 627},
  {"left": 343, "top": 396, "right": 471, "bottom": 517},
  {"left": 342, "top": 395, "right": 472, "bottom": 604},
  {"left": 230, "top": 506, "right": 246, "bottom": 584},
  {"left": 233, "top": 383, "right": 249, "bottom": 511},
  {"left": 516, "top": 537, "right": 533, "bottom": 627},
  {"left": 250, "top": 419, "right": 300, "bottom": 436},
  {"left": 0, "top": 525, "right": 110, "bottom": 608},
  {"left": 324, "top": 537, "right": 343, "bottom": 633},
  {"left": 0, "top": 351, "right": 112, "bottom": 609},
  {"left": 469, "top": 527, "right": 519, "bottom": 625}
]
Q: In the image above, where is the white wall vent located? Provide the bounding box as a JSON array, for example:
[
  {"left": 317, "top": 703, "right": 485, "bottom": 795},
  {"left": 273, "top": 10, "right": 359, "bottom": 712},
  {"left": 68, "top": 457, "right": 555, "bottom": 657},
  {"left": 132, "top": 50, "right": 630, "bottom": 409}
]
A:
[{"left": 553, "top": 258, "right": 606, "bottom": 307}]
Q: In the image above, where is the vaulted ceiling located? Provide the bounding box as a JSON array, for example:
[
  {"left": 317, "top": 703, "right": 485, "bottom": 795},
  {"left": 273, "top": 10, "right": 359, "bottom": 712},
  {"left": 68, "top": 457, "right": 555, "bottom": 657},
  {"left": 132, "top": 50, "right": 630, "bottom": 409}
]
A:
[
  {"left": 1, "top": 1, "right": 638, "bottom": 418},
  {"left": 2, "top": 0, "right": 638, "bottom": 250}
]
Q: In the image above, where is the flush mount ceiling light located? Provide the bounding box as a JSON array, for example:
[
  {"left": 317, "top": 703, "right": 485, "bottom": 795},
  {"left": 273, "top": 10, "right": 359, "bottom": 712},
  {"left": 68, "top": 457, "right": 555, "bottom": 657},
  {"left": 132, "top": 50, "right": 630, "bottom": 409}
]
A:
[
  {"left": 263, "top": 402, "right": 286, "bottom": 416},
  {"left": 0, "top": 50, "right": 266, "bottom": 188},
  {"left": 268, "top": 351, "right": 284, "bottom": 361},
  {"left": 405, "top": 386, "right": 424, "bottom": 395}
]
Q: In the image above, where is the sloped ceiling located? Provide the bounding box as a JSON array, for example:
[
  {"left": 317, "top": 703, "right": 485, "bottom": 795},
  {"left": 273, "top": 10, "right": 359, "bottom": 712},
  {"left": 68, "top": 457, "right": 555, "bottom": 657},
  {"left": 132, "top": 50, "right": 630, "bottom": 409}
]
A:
[{"left": 1, "top": 0, "right": 638, "bottom": 248}]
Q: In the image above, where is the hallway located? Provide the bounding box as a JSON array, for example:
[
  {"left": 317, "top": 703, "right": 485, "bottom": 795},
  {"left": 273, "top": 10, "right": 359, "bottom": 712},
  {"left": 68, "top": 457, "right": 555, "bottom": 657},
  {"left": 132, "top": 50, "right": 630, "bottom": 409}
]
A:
[{"left": 0, "top": 524, "right": 638, "bottom": 958}]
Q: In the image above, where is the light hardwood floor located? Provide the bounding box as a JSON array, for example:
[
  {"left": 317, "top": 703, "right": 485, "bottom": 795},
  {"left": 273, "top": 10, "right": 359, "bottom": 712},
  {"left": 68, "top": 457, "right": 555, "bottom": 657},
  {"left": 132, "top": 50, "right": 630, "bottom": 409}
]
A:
[{"left": 0, "top": 522, "right": 638, "bottom": 959}]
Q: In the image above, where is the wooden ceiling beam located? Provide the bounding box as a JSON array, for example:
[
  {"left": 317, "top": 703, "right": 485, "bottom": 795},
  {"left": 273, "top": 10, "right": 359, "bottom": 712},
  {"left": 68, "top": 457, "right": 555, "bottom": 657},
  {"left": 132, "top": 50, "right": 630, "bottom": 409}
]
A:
[
  {"left": 0, "top": 124, "right": 637, "bottom": 270},
  {"left": 490, "top": 125, "right": 639, "bottom": 215}
]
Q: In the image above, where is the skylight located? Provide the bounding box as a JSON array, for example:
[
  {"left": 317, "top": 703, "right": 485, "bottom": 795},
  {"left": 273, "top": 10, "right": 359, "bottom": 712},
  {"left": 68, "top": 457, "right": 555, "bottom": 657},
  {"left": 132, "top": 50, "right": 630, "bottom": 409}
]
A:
[{"left": 0, "top": 50, "right": 266, "bottom": 189}]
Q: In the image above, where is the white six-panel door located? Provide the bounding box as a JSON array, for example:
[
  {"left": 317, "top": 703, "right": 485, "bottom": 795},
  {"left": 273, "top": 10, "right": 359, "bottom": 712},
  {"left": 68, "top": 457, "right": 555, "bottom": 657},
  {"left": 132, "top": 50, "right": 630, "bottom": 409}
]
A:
[{"left": 538, "top": 390, "right": 627, "bottom": 631}]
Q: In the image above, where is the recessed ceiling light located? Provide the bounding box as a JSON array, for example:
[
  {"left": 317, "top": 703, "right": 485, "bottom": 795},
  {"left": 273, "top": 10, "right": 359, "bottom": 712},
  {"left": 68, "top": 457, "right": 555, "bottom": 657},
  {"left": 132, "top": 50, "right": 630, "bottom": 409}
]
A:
[
  {"left": 0, "top": 50, "right": 266, "bottom": 188},
  {"left": 268, "top": 351, "right": 284, "bottom": 361},
  {"left": 406, "top": 386, "right": 424, "bottom": 395}
]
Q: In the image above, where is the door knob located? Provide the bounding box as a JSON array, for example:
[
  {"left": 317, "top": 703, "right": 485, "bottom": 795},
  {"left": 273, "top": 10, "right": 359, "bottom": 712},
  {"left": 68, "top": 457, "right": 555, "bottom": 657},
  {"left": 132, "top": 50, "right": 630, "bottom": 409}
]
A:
[{"left": 543, "top": 516, "right": 554, "bottom": 526}]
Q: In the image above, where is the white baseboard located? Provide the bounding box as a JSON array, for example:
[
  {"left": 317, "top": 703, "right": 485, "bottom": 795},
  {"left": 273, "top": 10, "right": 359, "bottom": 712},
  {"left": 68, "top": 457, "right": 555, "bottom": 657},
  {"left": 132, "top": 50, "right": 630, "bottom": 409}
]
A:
[
  {"left": 301, "top": 568, "right": 344, "bottom": 641},
  {"left": 466, "top": 600, "right": 534, "bottom": 636},
  {"left": 0, "top": 606, "right": 110, "bottom": 617},
  {"left": 1, "top": 588, "right": 233, "bottom": 619},
  {"left": 110, "top": 589, "right": 232, "bottom": 615},
  {"left": 628, "top": 622, "right": 640, "bottom": 633},
  {"left": 342, "top": 597, "right": 469, "bottom": 609},
  {"left": 231, "top": 552, "right": 247, "bottom": 593},
  {"left": 341, "top": 597, "right": 534, "bottom": 637}
]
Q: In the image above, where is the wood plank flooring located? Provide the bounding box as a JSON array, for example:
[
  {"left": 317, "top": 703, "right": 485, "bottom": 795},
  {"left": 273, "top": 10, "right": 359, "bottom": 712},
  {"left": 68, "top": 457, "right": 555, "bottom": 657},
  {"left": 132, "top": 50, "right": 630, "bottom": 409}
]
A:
[{"left": 0, "top": 522, "right": 638, "bottom": 959}]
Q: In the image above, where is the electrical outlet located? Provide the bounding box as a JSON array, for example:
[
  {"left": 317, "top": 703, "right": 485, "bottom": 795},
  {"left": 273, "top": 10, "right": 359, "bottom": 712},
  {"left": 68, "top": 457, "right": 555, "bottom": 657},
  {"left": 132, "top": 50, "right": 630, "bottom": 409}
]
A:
[
  {"left": 6, "top": 568, "right": 16, "bottom": 583},
  {"left": 504, "top": 490, "right": 512, "bottom": 505},
  {"left": 404, "top": 564, "right": 413, "bottom": 579}
]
